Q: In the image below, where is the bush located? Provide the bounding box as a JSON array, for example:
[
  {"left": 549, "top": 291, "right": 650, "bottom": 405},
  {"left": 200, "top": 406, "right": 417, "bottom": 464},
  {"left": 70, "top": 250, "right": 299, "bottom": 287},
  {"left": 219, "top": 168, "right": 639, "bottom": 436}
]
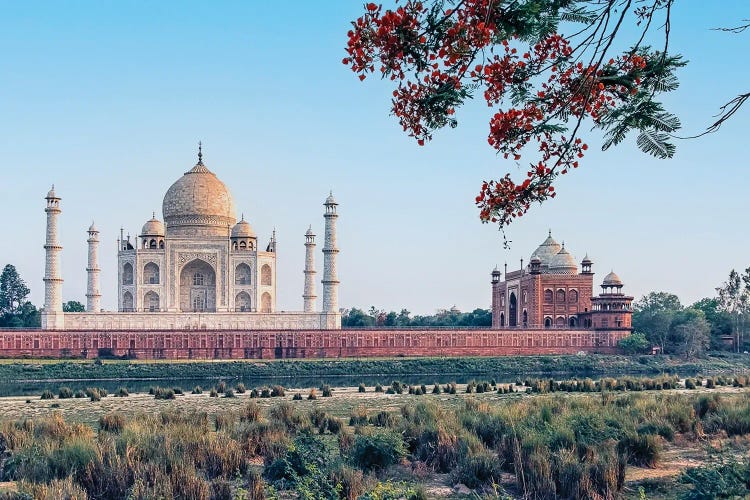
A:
[
  {"left": 210, "top": 389, "right": 218, "bottom": 398},
  {"left": 271, "top": 385, "right": 285, "bottom": 397},
  {"left": 172, "top": 386, "right": 183, "bottom": 395},
  {"left": 217, "top": 381, "right": 227, "bottom": 393},
  {"left": 619, "top": 433, "right": 661, "bottom": 467},
  {"left": 329, "top": 464, "right": 365, "bottom": 500},
  {"left": 115, "top": 387, "right": 129, "bottom": 397},
  {"left": 432, "top": 384, "right": 441, "bottom": 394},
  {"left": 224, "top": 389, "right": 236, "bottom": 398},
  {"left": 308, "top": 389, "right": 318, "bottom": 400},
  {"left": 370, "top": 411, "right": 397, "bottom": 428},
  {"left": 235, "top": 383, "right": 246, "bottom": 393},
  {"left": 375, "top": 383, "right": 383, "bottom": 393},
  {"left": 215, "top": 412, "right": 236, "bottom": 431},
  {"left": 321, "top": 385, "right": 333, "bottom": 397},
  {"left": 349, "top": 430, "right": 407, "bottom": 471},
  {"left": 293, "top": 393, "right": 303, "bottom": 401},
  {"left": 685, "top": 378, "right": 696, "bottom": 390},
  {"left": 86, "top": 387, "right": 101, "bottom": 402},
  {"left": 153, "top": 387, "right": 175, "bottom": 400},
  {"left": 240, "top": 402, "right": 262, "bottom": 423},
  {"left": 358, "top": 384, "right": 366, "bottom": 393},
  {"left": 99, "top": 412, "right": 126, "bottom": 433},
  {"left": 250, "top": 389, "right": 259, "bottom": 398},
  {"left": 40, "top": 390, "right": 54, "bottom": 400},
  {"left": 452, "top": 451, "right": 504, "bottom": 489},
  {"left": 260, "top": 388, "right": 271, "bottom": 398},
  {"left": 349, "top": 406, "right": 369, "bottom": 427},
  {"left": 618, "top": 332, "right": 649, "bottom": 354},
  {"left": 74, "top": 390, "right": 85, "bottom": 398},
  {"left": 192, "top": 386, "right": 203, "bottom": 394},
  {"left": 58, "top": 387, "right": 73, "bottom": 399}
]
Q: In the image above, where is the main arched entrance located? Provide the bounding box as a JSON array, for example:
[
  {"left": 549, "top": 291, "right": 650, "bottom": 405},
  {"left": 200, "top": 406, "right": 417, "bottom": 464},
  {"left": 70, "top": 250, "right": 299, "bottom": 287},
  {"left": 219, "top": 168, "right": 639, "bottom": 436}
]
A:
[
  {"left": 509, "top": 292, "right": 518, "bottom": 327},
  {"left": 180, "top": 259, "right": 217, "bottom": 312}
]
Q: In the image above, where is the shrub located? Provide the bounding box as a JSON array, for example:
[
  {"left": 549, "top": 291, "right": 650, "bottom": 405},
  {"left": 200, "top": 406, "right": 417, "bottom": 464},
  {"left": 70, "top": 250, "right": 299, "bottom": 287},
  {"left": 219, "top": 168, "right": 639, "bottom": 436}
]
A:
[
  {"left": 240, "top": 402, "right": 262, "bottom": 423},
  {"left": 293, "top": 393, "right": 303, "bottom": 401},
  {"left": 432, "top": 384, "right": 441, "bottom": 394},
  {"left": 375, "top": 383, "right": 383, "bottom": 393},
  {"left": 370, "top": 411, "right": 397, "bottom": 428},
  {"left": 210, "top": 389, "right": 218, "bottom": 397},
  {"left": 86, "top": 388, "right": 101, "bottom": 402},
  {"left": 74, "top": 390, "right": 85, "bottom": 398},
  {"left": 329, "top": 464, "right": 365, "bottom": 500},
  {"left": 260, "top": 388, "right": 271, "bottom": 398},
  {"left": 358, "top": 384, "right": 366, "bottom": 393},
  {"left": 153, "top": 387, "right": 175, "bottom": 400},
  {"left": 236, "top": 383, "right": 246, "bottom": 393},
  {"left": 452, "top": 451, "right": 504, "bottom": 489},
  {"left": 308, "top": 389, "right": 318, "bottom": 400},
  {"left": 192, "top": 385, "right": 203, "bottom": 394},
  {"left": 349, "top": 405, "right": 369, "bottom": 427},
  {"left": 172, "top": 386, "right": 183, "bottom": 395},
  {"left": 215, "top": 412, "right": 236, "bottom": 431},
  {"left": 224, "top": 389, "right": 236, "bottom": 398},
  {"left": 271, "top": 385, "right": 285, "bottom": 397},
  {"left": 115, "top": 387, "right": 129, "bottom": 397},
  {"left": 706, "top": 377, "right": 715, "bottom": 389},
  {"left": 58, "top": 387, "right": 73, "bottom": 399},
  {"left": 269, "top": 402, "right": 307, "bottom": 432},
  {"left": 99, "top": 412, "right": 125, "bottom": 432},
  {"left": 40, "top": 390, "right": 54, "bottom": 400},
  {"left": 321, "top": 385, "right": 333, "bottom": 397},
  {"left": 349, "top": 430, "right": 407, "bottom": 471},
  {"left": 619, "top": 433, "right": 661, "bottom": 467},
  {"left": 250, "top": 389, "right": 259, "bottom": 398},
  {"left": 217, "top": 381, "right": 227, "bottom": 393},
  {"left": 685, "top": 378, "right": 696, "bottom": 390}
]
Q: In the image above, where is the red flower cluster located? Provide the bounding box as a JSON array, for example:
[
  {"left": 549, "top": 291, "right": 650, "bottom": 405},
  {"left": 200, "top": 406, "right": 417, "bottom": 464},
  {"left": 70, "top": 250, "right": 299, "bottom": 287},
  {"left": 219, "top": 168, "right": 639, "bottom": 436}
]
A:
[{"left": 344, "top": 1, "right": 651, "bottom": 228}]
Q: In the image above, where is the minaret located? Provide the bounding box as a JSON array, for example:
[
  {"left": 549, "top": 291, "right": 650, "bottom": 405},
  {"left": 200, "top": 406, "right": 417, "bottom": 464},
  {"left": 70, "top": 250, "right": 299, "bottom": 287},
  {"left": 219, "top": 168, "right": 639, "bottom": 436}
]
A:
[
  {"left": 42, "top": 186, "right": 64, "bottom": 329},
  {"left": 321, "top": 192, "right": 339, "bottom": 313},
  {"left": 303, "top": 226, "right": 317, "bottom": 312},
  {"left": 86, "top": 222, "right": 101, "bottom": 312}
]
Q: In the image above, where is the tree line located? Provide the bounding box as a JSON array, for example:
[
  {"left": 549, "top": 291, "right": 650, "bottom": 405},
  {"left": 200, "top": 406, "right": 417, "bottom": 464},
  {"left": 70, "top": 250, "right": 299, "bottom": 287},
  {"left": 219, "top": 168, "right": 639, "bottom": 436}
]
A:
[
  {"left": 625, "top": 267, "right": 750, "bottom": 357},
  {"left": 341, "top": 307, "right": 492, "bottom": 328}
]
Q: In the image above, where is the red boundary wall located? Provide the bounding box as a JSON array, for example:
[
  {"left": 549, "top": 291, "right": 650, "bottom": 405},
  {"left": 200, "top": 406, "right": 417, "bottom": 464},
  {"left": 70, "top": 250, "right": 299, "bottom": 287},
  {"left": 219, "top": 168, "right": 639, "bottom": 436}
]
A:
[{"left": 0, "top": 328, "right": 628, "bottom": 359}]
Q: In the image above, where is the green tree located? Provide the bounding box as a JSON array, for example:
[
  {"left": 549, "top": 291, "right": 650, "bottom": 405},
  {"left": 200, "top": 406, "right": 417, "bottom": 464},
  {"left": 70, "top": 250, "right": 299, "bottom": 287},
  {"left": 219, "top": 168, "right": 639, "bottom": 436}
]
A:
[
  {"left": 63, "top": 301, "right": 85, "bottom": 312},
  {"left": 0, "top": 264, "right": 31, "bottom": 315},
  {"left": 670, "top": 309, "right": 711, "bottom": 359},
  {"left": 633, "top": 292, "right": 682, "bottom": 354},
  {"left": 618, "top": 332, "right": 649, "bottom": 355},
  {"left": 691, "top": 298, "right": 733, "bottom": 350},
  {"left": 717, "top": 268, "right": 750, "bottom": 352}
]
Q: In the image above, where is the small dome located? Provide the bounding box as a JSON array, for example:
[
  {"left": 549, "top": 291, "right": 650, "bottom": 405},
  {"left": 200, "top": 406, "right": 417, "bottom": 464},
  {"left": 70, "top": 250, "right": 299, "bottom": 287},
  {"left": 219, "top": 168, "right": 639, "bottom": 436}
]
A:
[
  {"left": 325, "top": 191, "right": 337, "bottom": 205},
  {"left": 141, "top": 215, "right": 165, "bottom": 236},
  {"left": 530, "top": 256, "right": 541, "bottom": 264},
  {"left": 603, "top": 271, "right": 623, "bottom": 286},
  {"left": 231, "top": 216, "right": 255, "bottom": 238},
  {"left": 549, "top": 245, "right": 578, "bottom": 274},
  {"left": 581, "top": 254, "right": 592, "bottom": 265},
  {"left": 88, "top": 222, "right": 98, "bottom": 233},
  {"left": 305, "top": 225, "right": 315, "bottom": 236},
  {"left": 46, "top": 185, "right": 58, "bottom": 199},
  {"left": 530, "top": 231, "right": 562, "bottom": 268}
]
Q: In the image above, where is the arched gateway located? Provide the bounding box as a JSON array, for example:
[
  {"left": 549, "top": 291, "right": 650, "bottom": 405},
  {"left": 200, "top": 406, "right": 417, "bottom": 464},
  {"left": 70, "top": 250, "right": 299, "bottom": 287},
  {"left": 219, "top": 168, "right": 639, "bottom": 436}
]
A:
[{"left": 180, "top": 259, "right": 216, "bottom": 312}]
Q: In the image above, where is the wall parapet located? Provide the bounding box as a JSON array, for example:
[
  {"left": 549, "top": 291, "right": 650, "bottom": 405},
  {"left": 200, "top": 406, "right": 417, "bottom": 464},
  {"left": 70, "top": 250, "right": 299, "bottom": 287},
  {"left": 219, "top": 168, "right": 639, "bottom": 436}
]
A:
[{"left": 0, "top": 328, "right": 628, "bottom": 359}]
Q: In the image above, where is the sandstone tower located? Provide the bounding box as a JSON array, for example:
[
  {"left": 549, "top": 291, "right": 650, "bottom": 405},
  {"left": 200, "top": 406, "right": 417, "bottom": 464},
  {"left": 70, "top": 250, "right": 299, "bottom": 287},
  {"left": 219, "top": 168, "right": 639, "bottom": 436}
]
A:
[
  {"left": 321, "top": 192, "right": 339, "bottom": 313},
  {"left": 86, "top": 222, "right": 101, "bottom": 312},
  {"left": 303, "top": 226, "right": 317, "bottom": 312},
  {"left": 42, "top": 186, "right": 64, "bottom": 329}
]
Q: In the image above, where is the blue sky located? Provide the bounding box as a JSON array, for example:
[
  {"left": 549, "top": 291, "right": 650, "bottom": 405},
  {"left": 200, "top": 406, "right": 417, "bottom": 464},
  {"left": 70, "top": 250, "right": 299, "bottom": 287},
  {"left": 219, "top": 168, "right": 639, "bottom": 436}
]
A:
[{"left": 0, "top": 1, "right": 747, "bottom": 314}]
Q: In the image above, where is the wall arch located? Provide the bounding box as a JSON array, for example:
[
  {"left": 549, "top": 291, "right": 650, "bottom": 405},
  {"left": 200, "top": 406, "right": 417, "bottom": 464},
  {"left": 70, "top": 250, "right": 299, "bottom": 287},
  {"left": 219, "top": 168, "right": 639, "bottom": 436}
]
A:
[
  {"left": 569, "top": 289, "right": 579, "bottom": 303},
  {"left": 261, "top": 264, "right": 272, "bottom": 286},
  {"left": 235, "top": 263, "right": 252, "bottom": 285},
  {"left": 122, "top": 263, "right": 133, "bottom": 285},
  {"left": 544, "top": 289, "right": 553, "bottom": 303},
  {"left": 235, "top": 291, "right": 251, "bottom": 312},
  {"left": 179, "top": 259, "right": 216, "bottom": 312},
  {"left": 144, "top": 291, "right": 160, "bottom": 312},
  {"left": 556, "top": 289, "right": 566, "bottom": 303},
  {"left": 143, "top": 262, "right": 159, "bottom": 284},
  {"left": 122, "top": 291, "right": 134, "bottom": 311},
  {"left": 260, "top": 292, "right": 272, "bottom": 313}
]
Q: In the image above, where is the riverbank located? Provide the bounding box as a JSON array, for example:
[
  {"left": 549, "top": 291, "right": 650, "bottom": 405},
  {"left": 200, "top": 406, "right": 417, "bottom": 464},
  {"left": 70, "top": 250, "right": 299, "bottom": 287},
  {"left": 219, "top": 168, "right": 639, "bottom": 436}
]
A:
[{"left": 1, "top": 353, "right": 749, "bottom": 384}]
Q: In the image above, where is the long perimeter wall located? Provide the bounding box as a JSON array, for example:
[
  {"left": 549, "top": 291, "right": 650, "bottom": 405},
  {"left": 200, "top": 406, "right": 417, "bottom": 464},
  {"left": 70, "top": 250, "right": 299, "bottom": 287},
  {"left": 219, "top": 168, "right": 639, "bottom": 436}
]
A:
[{"left": 0, "top": 328, "right": 628, "bottom": 359}]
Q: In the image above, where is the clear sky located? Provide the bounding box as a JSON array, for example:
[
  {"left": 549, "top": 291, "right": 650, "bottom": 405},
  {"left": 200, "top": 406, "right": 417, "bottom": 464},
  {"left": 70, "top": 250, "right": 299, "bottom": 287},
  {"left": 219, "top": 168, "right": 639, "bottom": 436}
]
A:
[{"left": 0, "top": 1, "right": 747, "bottom": 314}]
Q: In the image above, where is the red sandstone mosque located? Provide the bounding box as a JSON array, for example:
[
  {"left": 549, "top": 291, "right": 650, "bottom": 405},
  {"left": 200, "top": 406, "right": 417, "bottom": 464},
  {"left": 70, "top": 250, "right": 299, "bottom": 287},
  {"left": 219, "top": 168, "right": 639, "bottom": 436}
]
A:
[{"left": 491, "top": 231, "right": 633, "bottom": 331}]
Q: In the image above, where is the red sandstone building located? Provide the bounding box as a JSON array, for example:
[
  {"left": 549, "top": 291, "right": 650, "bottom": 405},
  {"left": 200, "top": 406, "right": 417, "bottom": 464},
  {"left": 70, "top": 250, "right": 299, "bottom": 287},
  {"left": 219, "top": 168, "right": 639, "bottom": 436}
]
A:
[{"left": 491, "top": 232, "right": 633, "bottom": 331}]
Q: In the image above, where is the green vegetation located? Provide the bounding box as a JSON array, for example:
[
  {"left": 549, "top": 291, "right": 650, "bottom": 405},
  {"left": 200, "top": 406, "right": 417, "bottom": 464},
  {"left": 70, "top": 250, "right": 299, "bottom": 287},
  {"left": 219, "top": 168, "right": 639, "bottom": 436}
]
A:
[
  {"left": 342, "top": 306, "right": 491, "bottom": 327},
  {"left": 0, "top": 264, "right": 39, "bottom": 328},
  {"left": 2, "top": 386, "right": 750, "bottom": 498},
  {"left": 4, "top": 354, "right": 750, "bottom": 386}
]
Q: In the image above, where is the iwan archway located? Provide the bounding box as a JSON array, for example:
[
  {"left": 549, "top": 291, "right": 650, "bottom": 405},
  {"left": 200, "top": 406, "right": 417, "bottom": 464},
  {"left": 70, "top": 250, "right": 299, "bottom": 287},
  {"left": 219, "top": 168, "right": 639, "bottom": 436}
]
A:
[{"left": 180, "top": 259, "right": 216, "bottom": 312}]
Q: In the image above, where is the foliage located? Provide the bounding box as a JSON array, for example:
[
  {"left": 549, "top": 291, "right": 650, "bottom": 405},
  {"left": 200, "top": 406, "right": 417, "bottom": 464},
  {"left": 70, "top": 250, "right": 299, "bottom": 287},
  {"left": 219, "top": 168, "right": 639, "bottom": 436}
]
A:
[
  {"left": 717, "top": 268, "right": 750, "bottom": 352},
  {"left": 679, "top": 457, "right": 750, "bottom": 499},
  {"left": 342, "top": 306, "right": 491, "bottom": 327},
  {"left": 0, "top": 265, "right": 39, "bottom": 328},
  {"left": 345, "top": 1, "right": 683, "bottom": 229},
  {"left": 62, "top": 301, "right": 85, "bottom": 313},
  {"left": 618, "top": 332, "right": 649, "bottom": 354},
  {"left": 349, "top": 430, "right": 407, "bottom": 471}
]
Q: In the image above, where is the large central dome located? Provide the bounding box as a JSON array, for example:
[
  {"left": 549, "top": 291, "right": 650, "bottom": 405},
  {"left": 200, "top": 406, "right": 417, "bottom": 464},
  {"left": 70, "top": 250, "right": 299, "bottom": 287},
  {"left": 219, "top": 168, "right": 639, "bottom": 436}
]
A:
[{"left": 162, "top": 156, "right": 237, "bottom": 237}]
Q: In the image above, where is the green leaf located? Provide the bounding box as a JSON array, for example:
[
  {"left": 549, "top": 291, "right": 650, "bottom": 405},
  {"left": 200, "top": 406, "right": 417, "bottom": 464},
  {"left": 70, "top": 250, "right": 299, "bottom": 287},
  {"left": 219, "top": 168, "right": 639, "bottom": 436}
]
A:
[{"left": 636, "top": 130, "right": 675, "bottom": 158}]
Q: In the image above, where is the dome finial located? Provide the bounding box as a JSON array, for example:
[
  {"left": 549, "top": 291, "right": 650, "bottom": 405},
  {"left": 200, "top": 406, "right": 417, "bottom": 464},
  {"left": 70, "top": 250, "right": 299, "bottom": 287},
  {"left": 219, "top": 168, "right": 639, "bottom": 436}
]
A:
[
  {"left": 241, "top": 213, "right": 245, "bottom": 221},
  {"left": 152, "top": 211, "right": 156, "bottom": 219},
  {"left": 197, "top": 141, "right": 203, "bottom": 165},
  {"left": 548, "top": 228, "right": 551, "bottom": 237}
]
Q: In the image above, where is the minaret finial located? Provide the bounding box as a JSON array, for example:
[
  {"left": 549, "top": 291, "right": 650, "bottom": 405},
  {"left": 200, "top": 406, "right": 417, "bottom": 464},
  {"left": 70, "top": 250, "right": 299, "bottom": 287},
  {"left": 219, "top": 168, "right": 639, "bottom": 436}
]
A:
[
  {"left": 152, "top": 211, "right": 156, "bottom": 219},
  {"left": 548, "top": 228, "right": 552, "bottom": 237},
  {"left": 241, "top": 213, "right": 244, "bottom": 221},
  {"left": 198, "top": 141, "right": 203, "bottom": 164}
]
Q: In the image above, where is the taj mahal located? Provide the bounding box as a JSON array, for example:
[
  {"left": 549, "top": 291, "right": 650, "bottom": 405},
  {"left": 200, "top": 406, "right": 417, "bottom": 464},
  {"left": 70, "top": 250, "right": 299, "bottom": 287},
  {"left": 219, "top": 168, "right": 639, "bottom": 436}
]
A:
[{"left": 40, "top": 145, "right": 341, "bottom": 331}]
